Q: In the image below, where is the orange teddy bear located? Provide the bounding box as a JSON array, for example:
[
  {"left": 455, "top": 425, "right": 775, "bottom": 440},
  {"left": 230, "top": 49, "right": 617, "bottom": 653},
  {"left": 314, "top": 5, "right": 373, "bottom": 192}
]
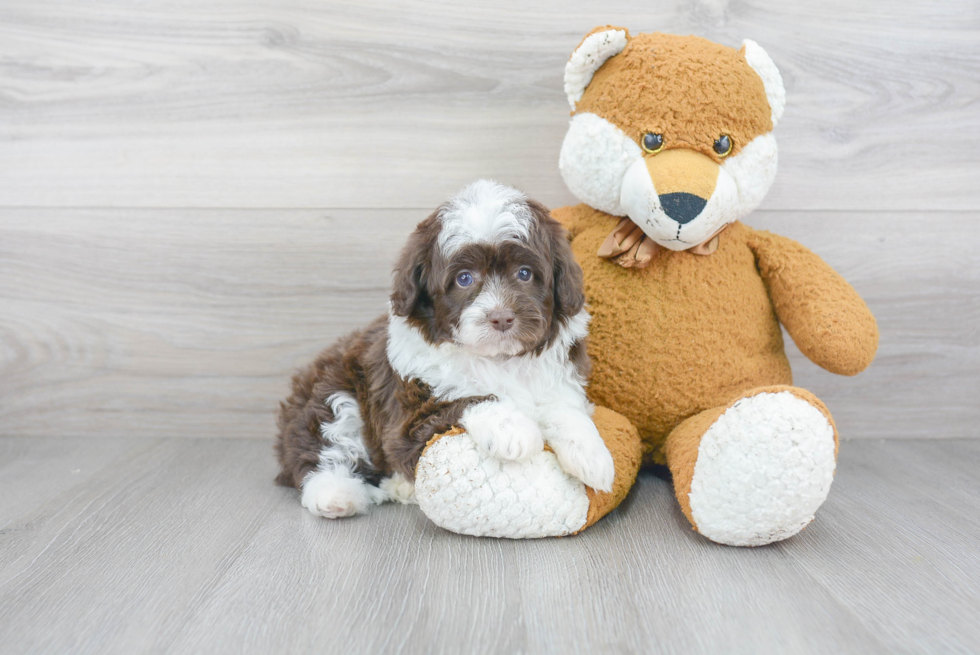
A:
[{"left": 551, "top": 27, "right": 878, "bottom": 545}]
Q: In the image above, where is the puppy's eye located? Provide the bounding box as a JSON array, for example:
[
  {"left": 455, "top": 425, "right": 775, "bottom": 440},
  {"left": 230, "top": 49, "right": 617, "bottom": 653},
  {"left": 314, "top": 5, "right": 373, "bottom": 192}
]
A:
[
  {"left": 713, "top": 135, "right": 733, "bottom": 157},
  {"left": 455, "top": 271, "right": 474, "bottom": 288},
  {"left": 642, "top": 132, "right": 664, "bottom": 154},
  {"left": 517, "top": 267, "right": 532, "bottom": 282}
]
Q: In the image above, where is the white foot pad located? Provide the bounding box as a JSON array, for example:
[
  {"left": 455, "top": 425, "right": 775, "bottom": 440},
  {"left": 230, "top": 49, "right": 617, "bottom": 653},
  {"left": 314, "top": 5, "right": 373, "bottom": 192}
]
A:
[
  {"left": 689, "top": 391, "right": 837, "bottom": 546},
  {"left": 415, "top": 433, "right": 589, "bottom": 538}
]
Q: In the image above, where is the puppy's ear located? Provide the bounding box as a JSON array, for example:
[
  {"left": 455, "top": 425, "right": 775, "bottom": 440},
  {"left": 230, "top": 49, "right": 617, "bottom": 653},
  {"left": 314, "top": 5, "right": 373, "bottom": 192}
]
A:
[
  {"left": 390, "top": 213, "right": 438, "bottom": 320},
  {"left": 527, "top": 200, "right": 585, "bottom": 321}
]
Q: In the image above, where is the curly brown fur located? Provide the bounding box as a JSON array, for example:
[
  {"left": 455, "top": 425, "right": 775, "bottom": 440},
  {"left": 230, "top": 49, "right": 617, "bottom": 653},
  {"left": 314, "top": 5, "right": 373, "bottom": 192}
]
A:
[{"left": 275, "top": 317, "right": 490, "bottom": 488}]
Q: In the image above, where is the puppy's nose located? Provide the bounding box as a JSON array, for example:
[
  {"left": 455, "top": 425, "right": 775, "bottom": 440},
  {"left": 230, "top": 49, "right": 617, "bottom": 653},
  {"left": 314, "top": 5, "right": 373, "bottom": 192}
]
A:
[{"left": 488, "top": 309, "right": 515, "bottom": 332}]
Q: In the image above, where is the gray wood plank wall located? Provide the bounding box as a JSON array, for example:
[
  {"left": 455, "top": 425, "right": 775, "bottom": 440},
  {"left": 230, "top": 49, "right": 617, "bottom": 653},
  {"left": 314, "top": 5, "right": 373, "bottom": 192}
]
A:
[{"left": 1, "top": 0, "right": 978, "bottom": 440}]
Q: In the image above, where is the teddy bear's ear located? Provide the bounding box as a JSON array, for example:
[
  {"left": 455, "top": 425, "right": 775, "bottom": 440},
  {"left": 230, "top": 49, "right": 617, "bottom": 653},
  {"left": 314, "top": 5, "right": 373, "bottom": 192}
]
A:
[
  {"left": 564, "top": 26, "right": 630, "bottom": 111},
  {"left": 741, "top": 39, "right": 786, "bottom": 127}
]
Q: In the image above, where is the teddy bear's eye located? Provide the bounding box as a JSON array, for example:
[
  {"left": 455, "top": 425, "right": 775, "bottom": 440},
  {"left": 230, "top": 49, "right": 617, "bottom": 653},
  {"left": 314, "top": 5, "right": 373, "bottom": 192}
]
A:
[
  {"left": 713, "top": 135, "right": 733, "bottom": 157},
  {"left": 642, "top": 133, "right": 664, "bottom": 154}
]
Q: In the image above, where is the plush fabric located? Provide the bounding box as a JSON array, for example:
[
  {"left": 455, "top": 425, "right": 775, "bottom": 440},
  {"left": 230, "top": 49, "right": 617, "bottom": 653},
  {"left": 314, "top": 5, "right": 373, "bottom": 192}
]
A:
[
  {"left": 664, "top": 385, "right": 839, "bottom": 545},
  {"left": 550, "top": 29, "right": 876, "bottom": 546},
  {"left": 749, "top": 231, "right": 879, "bottom": 376},
  {"left": 576, "top": 32, "right": 773, "bottom": 163},
  {"left": 580, "top": 406, "right": 643, "bottom": 531},
  {"left": 553, "top": 207, "right": 878, "bottom": 464}
]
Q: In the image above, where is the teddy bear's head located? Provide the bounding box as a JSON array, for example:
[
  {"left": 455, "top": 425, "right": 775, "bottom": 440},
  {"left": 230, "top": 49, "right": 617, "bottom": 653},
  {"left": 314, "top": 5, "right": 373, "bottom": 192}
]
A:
[{"left": 559, "top": 29, "right": 785, "bottom": 251}]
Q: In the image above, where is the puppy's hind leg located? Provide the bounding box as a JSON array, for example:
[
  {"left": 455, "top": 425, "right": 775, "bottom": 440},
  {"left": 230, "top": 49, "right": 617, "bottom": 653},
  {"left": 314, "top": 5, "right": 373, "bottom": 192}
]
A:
[
  {"left": 378, "top": 472, "right": 417, "bottom": 505},
  {"left": 301, "top": 392, "right": 388, "bottom": 519}
]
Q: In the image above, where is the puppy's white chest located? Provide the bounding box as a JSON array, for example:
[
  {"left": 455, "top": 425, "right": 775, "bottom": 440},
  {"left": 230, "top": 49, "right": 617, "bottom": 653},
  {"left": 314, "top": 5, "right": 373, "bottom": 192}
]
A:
[
  {"left": 453, "top": 358, "right": 555, "bottom": 408},
  {"left": 386, "top": 314, "right": 589, "bottom": 415}
]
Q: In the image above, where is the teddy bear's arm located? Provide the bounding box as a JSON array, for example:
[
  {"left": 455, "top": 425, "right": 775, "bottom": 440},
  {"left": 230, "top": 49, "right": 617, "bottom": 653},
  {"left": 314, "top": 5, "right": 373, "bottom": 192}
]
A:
[
  {"left": 551, "top": 203, "right": 602, "bottom": 239},
  {"left": 748, "top": 229, "right": 879, "bottom": 376}
]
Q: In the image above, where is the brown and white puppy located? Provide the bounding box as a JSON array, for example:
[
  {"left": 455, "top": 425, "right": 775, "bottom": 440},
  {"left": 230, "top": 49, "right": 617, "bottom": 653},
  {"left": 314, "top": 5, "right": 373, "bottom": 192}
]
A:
[{"left": 275, "top": 180, "right": 614, "bottom": 519}]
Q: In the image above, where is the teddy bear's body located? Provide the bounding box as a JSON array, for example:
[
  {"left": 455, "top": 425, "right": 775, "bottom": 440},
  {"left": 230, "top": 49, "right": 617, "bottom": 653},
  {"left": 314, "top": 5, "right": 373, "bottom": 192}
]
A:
[
  {"left": 560, "top": 212, "right": 789, "bottom": 462},
  {"left": 555, "top": 209, "right": 877, "bottom": 465},
  {"left": 549, "top": 29, "right": 878, "bottom": 545}
]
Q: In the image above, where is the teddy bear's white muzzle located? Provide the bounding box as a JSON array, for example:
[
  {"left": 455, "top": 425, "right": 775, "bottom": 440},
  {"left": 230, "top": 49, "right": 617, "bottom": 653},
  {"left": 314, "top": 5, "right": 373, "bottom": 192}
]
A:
[{"left": 619, "top": 156, "right": 740, "bottom": 251}]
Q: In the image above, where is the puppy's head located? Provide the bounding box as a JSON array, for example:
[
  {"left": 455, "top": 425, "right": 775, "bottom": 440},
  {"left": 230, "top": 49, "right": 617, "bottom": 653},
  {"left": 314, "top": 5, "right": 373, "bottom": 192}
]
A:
[{"left": 391, "top": 180, "right": 584, "bottom": 357}]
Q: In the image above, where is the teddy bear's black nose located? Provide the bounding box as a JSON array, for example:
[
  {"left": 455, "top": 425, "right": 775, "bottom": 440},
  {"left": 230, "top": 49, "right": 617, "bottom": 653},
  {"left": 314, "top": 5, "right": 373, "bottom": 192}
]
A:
[{"left": 659, "top": 192, "right": 707, "bottom": 224}]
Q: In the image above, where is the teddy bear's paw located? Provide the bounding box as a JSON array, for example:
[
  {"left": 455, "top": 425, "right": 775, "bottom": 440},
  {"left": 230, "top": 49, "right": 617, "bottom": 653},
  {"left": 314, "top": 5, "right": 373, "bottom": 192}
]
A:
[
  {"left": 461, "top": 400, "right": 544, "bottom": 462},
  {"left": 689, "top": 391, "right": 837, "bottom": 546}
]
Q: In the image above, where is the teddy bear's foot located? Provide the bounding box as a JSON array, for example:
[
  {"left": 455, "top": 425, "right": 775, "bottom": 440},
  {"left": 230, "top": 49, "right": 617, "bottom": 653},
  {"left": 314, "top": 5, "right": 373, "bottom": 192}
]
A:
[
  {"left": 665, "top": 386, "right": 838, "bottom": 547},
  {"left": 414, "top": 407, "right": 642, "bottom": 539},
  {"left": 415, "top": 429, "right": 590, "bottom": 538}
]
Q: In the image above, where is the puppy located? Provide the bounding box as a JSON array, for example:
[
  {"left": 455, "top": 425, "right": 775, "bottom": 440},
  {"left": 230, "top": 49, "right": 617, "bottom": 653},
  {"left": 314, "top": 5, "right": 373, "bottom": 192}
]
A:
[{"left": 275, "top": 180, "right": 614, "bottom": 518}]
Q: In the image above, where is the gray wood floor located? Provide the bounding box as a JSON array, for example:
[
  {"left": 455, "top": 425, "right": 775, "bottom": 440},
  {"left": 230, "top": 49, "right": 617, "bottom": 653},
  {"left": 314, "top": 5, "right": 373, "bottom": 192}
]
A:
[{"left": 0, "top": 437, "right": 978, "bottom": 654}]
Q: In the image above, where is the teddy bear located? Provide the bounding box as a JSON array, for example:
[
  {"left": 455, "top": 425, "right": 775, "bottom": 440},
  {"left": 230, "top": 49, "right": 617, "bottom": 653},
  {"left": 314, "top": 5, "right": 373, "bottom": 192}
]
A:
[{"left": 413, "top": 29, "right": 878, "bottom": 546}]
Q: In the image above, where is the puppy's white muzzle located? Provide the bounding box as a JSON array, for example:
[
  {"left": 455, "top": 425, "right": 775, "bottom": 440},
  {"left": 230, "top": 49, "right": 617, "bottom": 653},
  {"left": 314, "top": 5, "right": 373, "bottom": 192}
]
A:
[{"left": 454, "top": 278, "right": 523, "bottom": 357}]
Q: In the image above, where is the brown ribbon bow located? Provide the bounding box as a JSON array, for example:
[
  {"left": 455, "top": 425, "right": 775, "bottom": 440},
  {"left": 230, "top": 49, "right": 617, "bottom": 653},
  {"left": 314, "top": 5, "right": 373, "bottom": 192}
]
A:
[{"left": 597, "top": 218, "right": 728, "bottom": 268}]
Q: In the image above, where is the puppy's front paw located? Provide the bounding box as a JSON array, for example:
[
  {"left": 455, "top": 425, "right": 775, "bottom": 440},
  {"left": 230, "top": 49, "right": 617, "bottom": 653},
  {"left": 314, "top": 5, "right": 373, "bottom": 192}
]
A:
[
  {"left": 461, "top": 401, "right": 544, "bottom": 461},
  {"left": 546, "top": 417, "right": 615, "bottom": 492},
  {"left": 554, "top": 438, "right": 615, "bottom": 492}
]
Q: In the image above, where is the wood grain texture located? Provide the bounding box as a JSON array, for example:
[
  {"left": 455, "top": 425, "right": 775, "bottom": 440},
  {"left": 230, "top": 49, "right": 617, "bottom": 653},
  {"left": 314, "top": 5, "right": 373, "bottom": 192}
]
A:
[
  {"left": 1, "top": 0, "right": 978, "bottom": 209},
  {"left": 0, "top": 436, "right": 978, "bottom": 654},
  {"left": 2, "top": 208, "right": 977, "bottom": 441}
]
